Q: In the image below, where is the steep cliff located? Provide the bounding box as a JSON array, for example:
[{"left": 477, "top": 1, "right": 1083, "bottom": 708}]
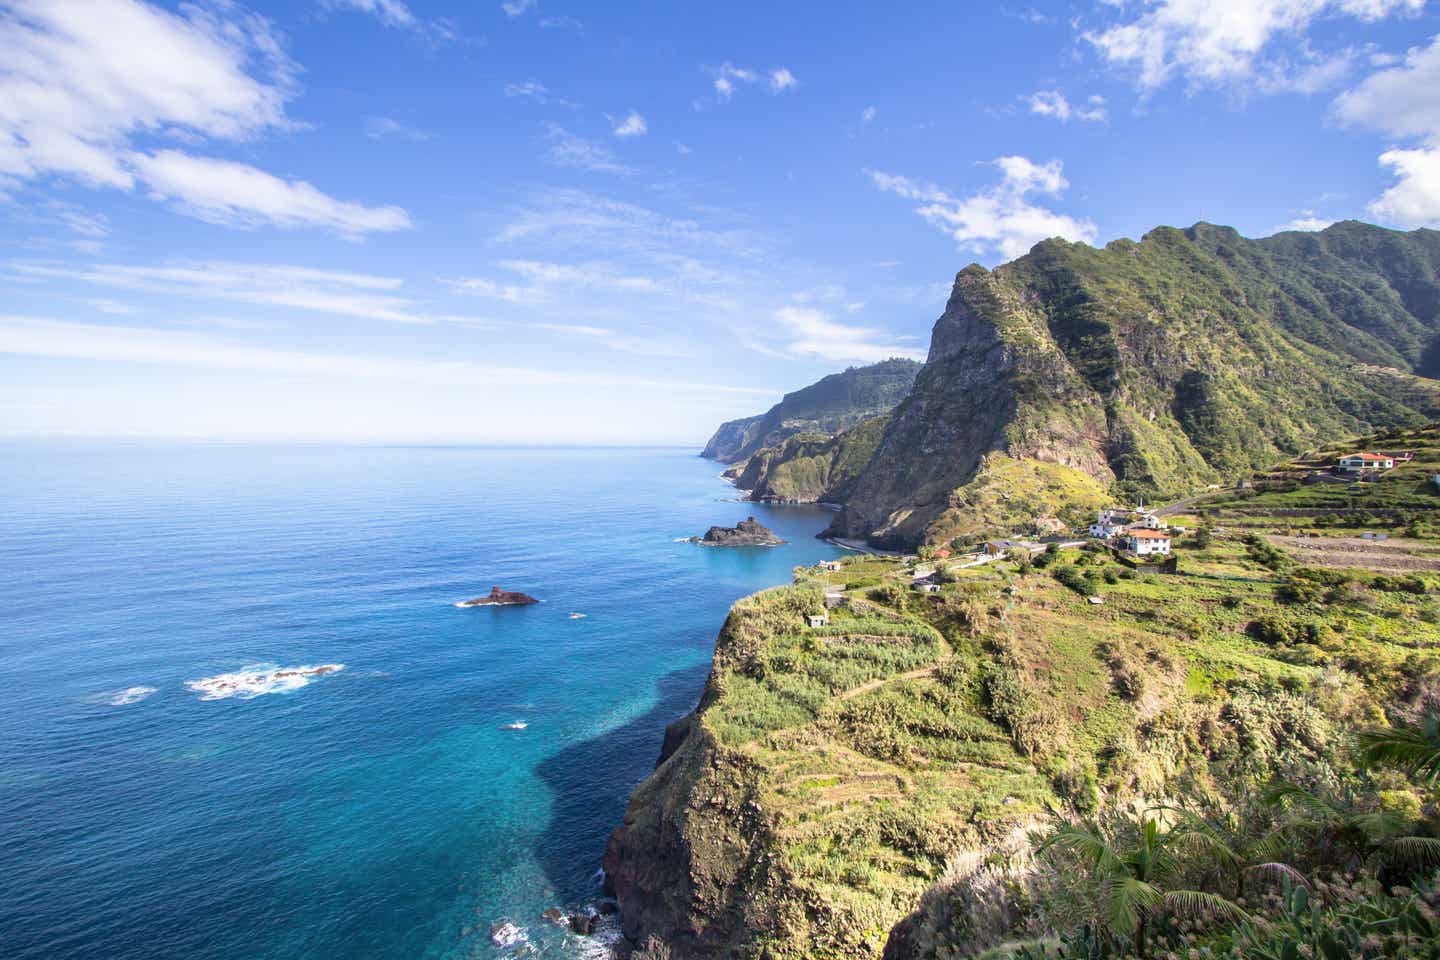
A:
[
  {"left": 726, "top": 416, "right": 889, "bottom": 504},
  {"left": 828, "top": 222, "right": 1440, "bottom": 548},
  {"left": 701, "top": 359, "right": 922, "bottom": 464},
  {"left": 604, "top": 532, "right": 1440, "bottom": 959}
]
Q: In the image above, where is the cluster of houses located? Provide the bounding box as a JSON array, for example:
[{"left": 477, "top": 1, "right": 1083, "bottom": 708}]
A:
[{"left": 1087, "top": 508, "right": 1174, "bottom": 557}]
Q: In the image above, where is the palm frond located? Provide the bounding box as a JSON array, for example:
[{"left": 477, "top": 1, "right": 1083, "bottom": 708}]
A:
[
  {"left": 1263, "top": 782, "right": 1335, "bottom": 819},
  {"left": 1246, "top": 861, "right": 1311, "bottom": 890},
  {"left": 1038, "top": 823, "right": 1124, "bottom": 874},
  {"left": 1380, "top": 836, "right": 1440, "bottom": 868},
  {"left": 1357, "top": 721, "right": 1440, "bottom": 785},
  {"left": 1162, "top": 889, "right": 1251, "bottom": 925},
  {"left": 1103, "top": 877, "right": 1162, "bottom": 931}
]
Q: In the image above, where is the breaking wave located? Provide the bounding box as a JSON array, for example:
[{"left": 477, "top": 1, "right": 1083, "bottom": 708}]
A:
[{"left": 186, "top": 663, "right": 344, "bottom": 701}]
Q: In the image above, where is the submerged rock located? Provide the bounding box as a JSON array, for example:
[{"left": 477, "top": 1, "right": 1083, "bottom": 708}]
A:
[
  {"left": 692, "top": 517, "right": 786, "bottom": 547},
  {"left": 568, "top": 913, "right": 596, "bottom": 935},
  {"left": 541, "top": 908, "right": 565, "bottom": 925},
  {"left": 457, "top": 586, "right": 539, "bottom": 607},
  {"left": 490, "top": 921, "right": 525, "bottom": 947}
]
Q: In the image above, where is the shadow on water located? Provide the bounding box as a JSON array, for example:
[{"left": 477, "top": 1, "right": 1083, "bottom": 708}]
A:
[{"left": 533, "top": 661, "right": 712, "bottom": 905}]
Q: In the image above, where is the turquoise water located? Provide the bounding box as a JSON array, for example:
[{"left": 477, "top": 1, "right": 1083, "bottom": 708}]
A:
[{"left": 0, "top": 444, "right": 843, "bottom": 959}]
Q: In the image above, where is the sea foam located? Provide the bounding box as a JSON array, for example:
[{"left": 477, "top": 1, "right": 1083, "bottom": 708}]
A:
[
  {"left": 107, "top": 686, "right": 158, "bottom": 706},
  {"left": 186, "top": 664, "right": 344, "bottom": 701}
]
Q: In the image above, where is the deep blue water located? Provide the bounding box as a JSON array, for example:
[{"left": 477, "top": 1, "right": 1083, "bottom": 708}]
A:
[{"left": 0, "top": 444, "right": 843, "bottom": 960}]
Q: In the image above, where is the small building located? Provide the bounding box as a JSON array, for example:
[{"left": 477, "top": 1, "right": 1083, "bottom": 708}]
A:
[
  {"left": 920, "top": 583, "right": 942, "bottom": 594},
  {"left": 1130, "top": 512, "right": 1168, "bottom": 531},
  {"left": 1338, "top": 452, "right": 1395, "bottom": 474},
  {"left": 806, "top": 613, "right": 829, "bottom": 628},
  {"left": 1086, "top": 595, "right": 1105, "bottom": 606},
  {"left": 816, "top": 560, "right": 844, "bottom": 572},
  {"left": 933, "top": 547, "right": 953, "bottom": 560},
  {"left": 1033, "top": 515, "right": 1068, "bottom": 535},
  {"left": 1122, "top": 529, "right": 1172, "bottom": 557}
]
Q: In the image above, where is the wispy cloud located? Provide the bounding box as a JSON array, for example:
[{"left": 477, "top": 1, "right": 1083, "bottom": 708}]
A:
[
  {"left": 541, "top": 126, "right": 635, "bottom": 175},
  {"left": 131, "top": 151, "right": 411, "bottom": 238},
  {"left": 365, "top": 116, "right": 431, "bottom": 141},
  {"left": 0, "top": 316, "right": 771, "bottom": 394},
  {"left": 323, "top": 0, "right": 415, "bottom": 28},
  {"left": 868, "top": 157, "right": 1098, "bottom": 261},
  {"left": 504, "top": 79, "right": 575, "bottom": 107},
  {"left": 1275, "top": 212, "right": 1336, "bottom": 232},
  {"left": 1026, "top": 90, "right": 1107, "bottom": 122},
  {"left": 449, "top": 259, "right": 659, "bottom": 305},
  {"left": 501, "top": 0, "right": 537, "bottom": 17},
  {"left": 774, "top": 306, "right": 925, "bottom": 363},
  {"left": 769, "top": 68, "right": 798, "bottom": 92},
  {"left": 12, "top": 260, "right": 426, "bottom": 323}
]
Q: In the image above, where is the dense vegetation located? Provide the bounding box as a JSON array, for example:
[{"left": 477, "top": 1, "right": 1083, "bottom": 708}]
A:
[
  {"left": 701, "top": 358, "right": 921, "bottom": 464},
  {"left": 724, "top": 415, "right": 891, "bottom": 504}
]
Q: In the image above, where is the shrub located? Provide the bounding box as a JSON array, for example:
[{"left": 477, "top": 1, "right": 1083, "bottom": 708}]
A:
[{"left": 1052, "top": 564, "right": 1097, "bottom": 597}]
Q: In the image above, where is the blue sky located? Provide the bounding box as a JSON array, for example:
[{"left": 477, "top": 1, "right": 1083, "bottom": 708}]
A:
[{"left": 4, "top": 0, "right": 1440, "bottom": 443}]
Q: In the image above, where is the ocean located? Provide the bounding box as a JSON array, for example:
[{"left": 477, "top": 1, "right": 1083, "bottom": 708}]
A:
[{"left": 0, "top": 443, "right": 845, "bottom": 959}]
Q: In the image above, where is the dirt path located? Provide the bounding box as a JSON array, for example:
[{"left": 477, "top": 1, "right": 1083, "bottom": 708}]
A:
[{"left": 838, "top": 665, "right": 938, "bottom": 701}]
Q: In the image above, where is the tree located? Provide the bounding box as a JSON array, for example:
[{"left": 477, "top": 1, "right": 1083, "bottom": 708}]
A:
[
  {"left": 1358, "top": 713, "right": 1440, "bottom": 787},
  {"left": 1037, "top": 812, "right": 1249, "bottom": 957}
]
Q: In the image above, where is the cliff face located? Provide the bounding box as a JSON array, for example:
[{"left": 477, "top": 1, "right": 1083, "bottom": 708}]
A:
[
  {"left": 701, "top": 359, "right": 922, "bottom": 464},
  {"left": 829, "top": 222, "right": 1440, "bottom": 548},
  {"left": 727, "top": 415, "right": 889, "bottom": 504}
]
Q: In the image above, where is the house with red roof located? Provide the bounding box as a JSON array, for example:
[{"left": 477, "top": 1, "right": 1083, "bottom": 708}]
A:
[
  {"left": 1337, "top": 452, "right": 1395, "bottom": 474},
  {"left": 1122, "top": 528, "right": 1172, "bottom": 557}
]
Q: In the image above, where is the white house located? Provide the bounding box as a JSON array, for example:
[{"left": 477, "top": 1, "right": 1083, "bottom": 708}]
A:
[
  {"left": 1123, "top": 529, "right": 1172, "bottom": 556},
  {"left": 806, "top": 613, "right": 829, "bottom": 628},
  {"left": 1131, "top": 512, "right": 1168, "bottom": 531},
  {"left": 1088, "top": 508, "right": 1135, "bottom": 539},
  {"left": 1338, "top": 452, "right": 1395, "bottom": 473}
]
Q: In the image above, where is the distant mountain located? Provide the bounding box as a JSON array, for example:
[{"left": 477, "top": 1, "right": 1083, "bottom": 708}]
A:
[
  {"left": 723, "top": 415, "right": 889, "bottom": 504},
  {"left": 700, "top": 359, "right": 922, "bottom": 464},
  {"left": 825, "top": 221, "right": 1440, "bottom": 548}
]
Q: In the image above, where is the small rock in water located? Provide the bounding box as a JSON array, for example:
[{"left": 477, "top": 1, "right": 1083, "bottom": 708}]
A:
[
  {"left": 568, "top": 913, "right": 596, "bottom": 935},
  {"left": 491, "top": 921, "right": 525, "bottom": 947},
  {"left": 541, "top": 908, "right": 565, "bottom": 925}
]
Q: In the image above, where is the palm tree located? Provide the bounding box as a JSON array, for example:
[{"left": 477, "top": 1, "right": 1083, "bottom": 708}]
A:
[
  {"left": 1265, "top": 780, "right": 1440, "bottom": 874},
  {"left": 1159, "top": 805, "right": 1307, "bottom": 900},
  {"left": 1357, "top": 713, "right": 1440, "bottom": 786},
  {"left": 1037, "top": 812, "right": 1250, "bottom": 958}
]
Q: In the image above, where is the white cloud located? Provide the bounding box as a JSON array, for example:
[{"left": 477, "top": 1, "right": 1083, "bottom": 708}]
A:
[
  {"left": 1333, "top": 36, "right": 1440, "bottom": 228},
  {"left": 57, "top": 210, "right": 111, "bottom": 238},
  {"left": 1369, "top": 148, "right": 1440, "bottom": 227},
  {"left": 501, "top": 0, "right": 537, "bottom": 16},
  {"left": 0, "top": 0, "right": 409, "bottom": 234},
  {"left": 774, "top": 306, "right": 925, "bottom": 364},
  {"left": 868, "top": 157, "right": 1098, "bottom": 261},
  {"left": 675, "top": 142, "right": 692, "bottom": 155},
  {"left": 1275, "top": 213, "right": 1337, "bottom": 231},
  {"left": 769, "top": 68, "right": 798, "bottom": 92},
  {"left": 1334, "top": 35, "right": 1440, "bottom": 142},
  {"left": 1085, "top": 0, "right": 1423, "bottom": 91},
  {"left": 861, "top": 106, "right": 877, "bottom": 124},
  {"left": 12, "top": 260, "right": 426, "bottom": 323},
  {"left": 542, "top": 126, "right": 634, "bottom": 175},
  {"left": 1026, "top": 90, "right": 1107, "bottom": 122},
  {"left": 0, "top": 315, "right": 771, "bottom": 394},
  {"left": 365, "top": 116, "right": 431, "bottom": 141},
  {"left": 712, "top": 63, "right": 756, "bottom": 100},
  {"left": 131, "top": 151, "right": 411, "bottom": 237},
  {"left": 610, "top": 111, "right": 648, "bottom": 138},
  {"left": 323, "top": 0, "right": 415, "bottom": 28}
]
